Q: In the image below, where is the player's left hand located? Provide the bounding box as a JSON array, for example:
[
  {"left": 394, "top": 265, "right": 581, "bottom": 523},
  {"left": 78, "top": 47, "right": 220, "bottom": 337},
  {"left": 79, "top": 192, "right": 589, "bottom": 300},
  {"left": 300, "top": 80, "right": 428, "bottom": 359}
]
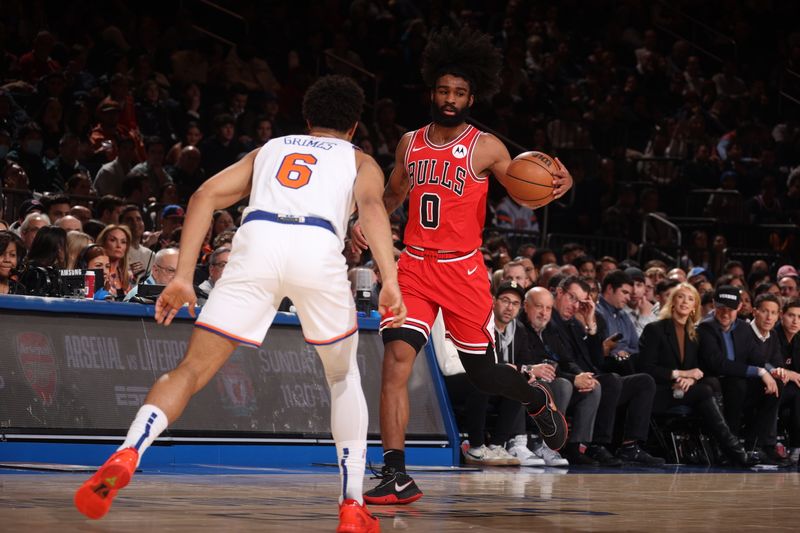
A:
[
  {"left": 155, "top": 278, "right": 197, "bottom": 326},
  {"left": 378, "top": 280, "right": 406, "bottom": 328},
  {"left": 552, "top": 157, "right": 574, "bottom": 200}
]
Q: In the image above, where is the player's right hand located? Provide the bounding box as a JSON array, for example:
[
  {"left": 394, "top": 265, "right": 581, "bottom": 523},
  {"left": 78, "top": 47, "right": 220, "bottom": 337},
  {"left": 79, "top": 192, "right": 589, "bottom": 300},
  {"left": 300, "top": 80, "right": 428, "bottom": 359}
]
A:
[
  {"left": 350, "top": 220, "right": 369, "bottom": 251},
  {"left": 155, "top": 278, "right": 197, "bottom": 326},
  {"left": 378, "top": 281, "right": 406, "bottom": 328}
]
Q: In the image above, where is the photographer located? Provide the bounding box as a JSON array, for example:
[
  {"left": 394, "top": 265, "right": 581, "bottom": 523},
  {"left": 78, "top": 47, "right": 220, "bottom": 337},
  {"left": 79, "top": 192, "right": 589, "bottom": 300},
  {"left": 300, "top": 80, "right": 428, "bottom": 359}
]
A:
[{"left": 18, "top": 225, "right": 67, "bottom": 296}]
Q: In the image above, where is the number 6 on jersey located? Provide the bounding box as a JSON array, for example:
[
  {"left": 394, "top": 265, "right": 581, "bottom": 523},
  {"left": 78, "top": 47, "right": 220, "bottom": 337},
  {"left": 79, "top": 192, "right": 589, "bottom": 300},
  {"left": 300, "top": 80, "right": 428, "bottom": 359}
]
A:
[{"left": 276, "top": 153, "right": 317, "bottom": 189}]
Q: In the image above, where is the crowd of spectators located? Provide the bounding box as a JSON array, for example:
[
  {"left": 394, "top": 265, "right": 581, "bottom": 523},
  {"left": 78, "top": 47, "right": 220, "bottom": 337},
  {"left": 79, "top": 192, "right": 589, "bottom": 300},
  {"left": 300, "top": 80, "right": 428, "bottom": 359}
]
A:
[{"left": 1, "top": 1, "right": 800, "bottom": 466}]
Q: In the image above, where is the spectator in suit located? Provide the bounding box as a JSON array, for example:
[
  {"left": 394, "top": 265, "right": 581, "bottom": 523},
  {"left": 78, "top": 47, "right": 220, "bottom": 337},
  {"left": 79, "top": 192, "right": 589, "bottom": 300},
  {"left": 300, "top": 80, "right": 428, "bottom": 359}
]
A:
[
  {"left": 639, "top": 283, "right": 755, "bottom": 467},
  {"left": 775, "top": 299, "right": 800, "bottom": 464},
  {"left": 521, "top": 285, "right": 600, "bottom": 466},
  {"left": 696, "top": 286, "right": 785, "bottom": 464},
  {"left": 743, "top": 294, "right": 792, "bottom": 465},
  {"left": 548, "top": 276, "right": 663, "bottom": 466}
]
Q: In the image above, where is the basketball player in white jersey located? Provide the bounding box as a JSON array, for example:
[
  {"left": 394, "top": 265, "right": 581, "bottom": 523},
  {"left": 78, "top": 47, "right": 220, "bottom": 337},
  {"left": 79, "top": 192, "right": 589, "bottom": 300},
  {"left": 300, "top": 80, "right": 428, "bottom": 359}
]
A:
[{"left": 75, "top": 75, "right": 404, "bottom": 533}]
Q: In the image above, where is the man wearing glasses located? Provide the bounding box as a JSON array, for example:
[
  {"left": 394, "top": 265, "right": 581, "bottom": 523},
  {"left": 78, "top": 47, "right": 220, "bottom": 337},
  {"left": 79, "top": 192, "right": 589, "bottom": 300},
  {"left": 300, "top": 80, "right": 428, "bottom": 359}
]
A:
[
  {"left": 199, "top": 246, "right": 231, "bottom": 295},
  {"left": 123, "top": 247, "right": 179, "bottom": 301},
  {"left": 549, "top": 276, "right": 664, "bottom": 466}
]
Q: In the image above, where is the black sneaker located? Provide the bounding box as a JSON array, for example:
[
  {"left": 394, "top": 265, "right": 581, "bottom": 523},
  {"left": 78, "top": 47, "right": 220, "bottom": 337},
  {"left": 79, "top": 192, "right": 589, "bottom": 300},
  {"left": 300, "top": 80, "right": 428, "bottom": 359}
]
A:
[
  {"left": 616, "top": 443, "right": 666, "bottom": 466},
  {"left": 586, "top": 444, "right": 623, "bottom": 467},
  {"left": 562, "top": 443, "right": 599, "bottom": 466},
  {"left": 754, "top": 447, "right": 793, "bottom": 468},
  {"left": 527, "top": 381, "right": 568, "bottom": 451},
  {"left": 363, "top": 465, "right": 423, "bottom": 505}
]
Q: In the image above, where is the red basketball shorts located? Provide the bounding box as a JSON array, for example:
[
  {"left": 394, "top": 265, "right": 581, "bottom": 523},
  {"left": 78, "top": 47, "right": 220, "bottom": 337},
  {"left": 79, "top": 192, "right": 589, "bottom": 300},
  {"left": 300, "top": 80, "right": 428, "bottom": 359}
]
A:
[{"left": 379, "top": 246, "right": 494, "bottom": 354}]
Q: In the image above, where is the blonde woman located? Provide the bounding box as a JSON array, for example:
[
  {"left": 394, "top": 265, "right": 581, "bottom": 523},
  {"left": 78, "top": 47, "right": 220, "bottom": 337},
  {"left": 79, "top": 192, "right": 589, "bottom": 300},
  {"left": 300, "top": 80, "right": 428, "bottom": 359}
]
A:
[
  {"left": 638, "top": 282, "right": 754, "bottom": 466},
  {"left": 66, "top": 231, "right": 93, "bottom": 269},
  {"left": 96, "top": 224, "right": 134, "bottom": 299}
]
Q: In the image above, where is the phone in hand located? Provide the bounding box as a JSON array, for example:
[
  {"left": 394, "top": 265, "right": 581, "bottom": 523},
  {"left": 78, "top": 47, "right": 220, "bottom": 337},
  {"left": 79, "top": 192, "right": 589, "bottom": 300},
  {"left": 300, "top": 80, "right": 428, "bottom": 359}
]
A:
[{"left": 608, "top": 332, "right": 624, "bottom": 342}]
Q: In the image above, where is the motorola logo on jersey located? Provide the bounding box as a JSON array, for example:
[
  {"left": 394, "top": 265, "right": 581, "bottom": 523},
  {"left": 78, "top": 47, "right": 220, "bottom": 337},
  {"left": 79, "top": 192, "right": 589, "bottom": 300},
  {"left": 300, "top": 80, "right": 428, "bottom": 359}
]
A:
[
  {"left": 452, "top": 145, "right": 467, "bottom": 159},
  {"left": 408, "top": 159, "right": 466, "bottom": 196}
]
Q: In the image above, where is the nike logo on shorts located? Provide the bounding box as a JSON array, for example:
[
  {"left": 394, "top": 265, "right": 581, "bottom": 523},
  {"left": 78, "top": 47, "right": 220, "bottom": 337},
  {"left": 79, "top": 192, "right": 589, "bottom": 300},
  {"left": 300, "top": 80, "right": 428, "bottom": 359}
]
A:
[
  {"left": 467, "top": 266, "right": 478, "bottom": 275},
  {"left": 395, "top": 481, "right": 413, "bottom": 492}
]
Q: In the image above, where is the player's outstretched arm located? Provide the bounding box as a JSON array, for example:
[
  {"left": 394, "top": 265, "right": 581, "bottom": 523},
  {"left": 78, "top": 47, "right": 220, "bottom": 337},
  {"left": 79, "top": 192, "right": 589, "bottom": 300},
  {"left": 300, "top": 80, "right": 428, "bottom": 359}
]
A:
[
  {"left": 477, "top": 133, "right": 574, "bottom": 200},
  {"left": 155, "top": 149, "right": 257, "bottom": 326},
  {"left": 353, "top": 152, "right": 406, "bottom": 327},
  {"left": 351, "top": 133, "right": 412, "bottom": 251}
]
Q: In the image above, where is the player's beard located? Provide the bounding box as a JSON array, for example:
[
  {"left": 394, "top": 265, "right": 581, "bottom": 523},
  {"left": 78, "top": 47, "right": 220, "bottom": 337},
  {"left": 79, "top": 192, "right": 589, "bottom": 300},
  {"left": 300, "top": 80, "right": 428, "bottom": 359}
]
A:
[{"left": 430, "top": 101, "right": 470, "bottom": 127}]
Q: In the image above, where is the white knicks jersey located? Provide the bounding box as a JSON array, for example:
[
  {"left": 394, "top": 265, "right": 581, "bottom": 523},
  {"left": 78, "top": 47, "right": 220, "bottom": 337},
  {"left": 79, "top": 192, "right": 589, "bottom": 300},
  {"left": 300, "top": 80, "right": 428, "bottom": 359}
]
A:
[{"left": 245, "top": 134, "right": 358, "bottom": 247}]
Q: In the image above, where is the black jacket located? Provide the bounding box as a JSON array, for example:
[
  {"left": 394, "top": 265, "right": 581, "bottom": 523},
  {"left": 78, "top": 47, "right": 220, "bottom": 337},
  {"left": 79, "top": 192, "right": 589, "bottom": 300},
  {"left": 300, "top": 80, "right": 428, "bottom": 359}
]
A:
[
  {"left": 638, "top": 318, "right": 701, "bottom": 385},
  {"left": 696, "top": 316, "right": 758, "bottom": 378},
  {"left": 775, "top": 323, "right": 800, "bottom": 372}
]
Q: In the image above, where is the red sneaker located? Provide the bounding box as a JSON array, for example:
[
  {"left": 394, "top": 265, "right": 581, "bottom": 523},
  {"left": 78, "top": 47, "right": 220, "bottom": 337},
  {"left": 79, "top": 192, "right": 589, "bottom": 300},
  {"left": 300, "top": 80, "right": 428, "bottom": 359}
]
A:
[
  {"left": 337, "top": 499, "right": 380, "bottom": 533},
  {"left": 74, "top": 447, "right": 139, "bottom": 519}
]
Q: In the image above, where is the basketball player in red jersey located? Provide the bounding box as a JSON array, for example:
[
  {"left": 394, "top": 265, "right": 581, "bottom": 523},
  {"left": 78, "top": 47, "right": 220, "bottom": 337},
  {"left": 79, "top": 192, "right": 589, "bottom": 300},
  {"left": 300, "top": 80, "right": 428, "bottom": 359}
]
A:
[{"left": 355, "top": 29, "right": 574, "bottom": 505}]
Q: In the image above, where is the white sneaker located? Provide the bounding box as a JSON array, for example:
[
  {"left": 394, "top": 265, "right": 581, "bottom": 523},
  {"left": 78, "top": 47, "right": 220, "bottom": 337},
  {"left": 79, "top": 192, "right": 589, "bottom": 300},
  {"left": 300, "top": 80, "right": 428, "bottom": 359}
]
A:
[
  {"left": 463, "top": 443, "right": 519, "bottom": 466},
  {"left": 532, "top": 441, "right": 569, "bottom": 467},
  {"left": 507, "top": 435, "right": 545, "bottom": 466},
  {"left": 790, "top": 447, "right": 800, "bottom": 465},
  {"left": 488, "top": 444, "right": 521, "bottom": 466}
]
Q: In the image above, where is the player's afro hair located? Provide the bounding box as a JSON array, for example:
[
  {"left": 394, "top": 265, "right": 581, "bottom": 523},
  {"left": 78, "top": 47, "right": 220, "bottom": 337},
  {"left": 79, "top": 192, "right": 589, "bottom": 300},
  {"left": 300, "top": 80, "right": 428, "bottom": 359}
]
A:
[
  {"left": 302, "top": 75, "right": 365, "bottom": 132},
  {"left": 421, "top": 27, "right": 503, "bottom": 102}
]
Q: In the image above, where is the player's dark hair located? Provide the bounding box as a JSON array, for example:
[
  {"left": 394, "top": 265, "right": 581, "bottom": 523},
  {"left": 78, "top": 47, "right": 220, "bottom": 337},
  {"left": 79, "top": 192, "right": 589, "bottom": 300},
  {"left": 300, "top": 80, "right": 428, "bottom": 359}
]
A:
[
  {"left": 421, "top": 27, "right": 502, "bottom": 101},
  {"left": 302, "top": 75, "right": 364, "bottom": 133}
]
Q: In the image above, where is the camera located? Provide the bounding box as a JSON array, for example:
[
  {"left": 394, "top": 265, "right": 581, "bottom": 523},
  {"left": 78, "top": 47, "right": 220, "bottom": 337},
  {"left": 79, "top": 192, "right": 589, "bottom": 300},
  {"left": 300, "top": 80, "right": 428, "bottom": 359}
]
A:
[{"left": 20, "top": 265, "right": 63, "bottom": 297}]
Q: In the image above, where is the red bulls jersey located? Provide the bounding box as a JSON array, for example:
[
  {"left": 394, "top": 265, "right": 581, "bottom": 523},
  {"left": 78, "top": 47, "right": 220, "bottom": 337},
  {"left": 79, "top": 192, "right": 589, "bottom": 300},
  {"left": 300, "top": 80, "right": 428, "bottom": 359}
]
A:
[{"left": 403, "top": 124, "right": 487, "bottom": 251}]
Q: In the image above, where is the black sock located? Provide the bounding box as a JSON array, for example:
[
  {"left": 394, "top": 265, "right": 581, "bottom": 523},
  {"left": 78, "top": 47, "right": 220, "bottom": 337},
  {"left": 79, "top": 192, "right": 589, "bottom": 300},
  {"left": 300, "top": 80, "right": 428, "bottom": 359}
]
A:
[{"left": 383, "top": 449, "right": 406, "bottom": 473}]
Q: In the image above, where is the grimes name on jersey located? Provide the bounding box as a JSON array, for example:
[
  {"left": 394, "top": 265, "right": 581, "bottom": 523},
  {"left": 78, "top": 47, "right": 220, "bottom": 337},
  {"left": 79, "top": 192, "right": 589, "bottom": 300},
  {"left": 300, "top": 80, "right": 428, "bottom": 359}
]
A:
[
  {"left": 283, "top": 137, "right": 335, "bottom": 150},
  {"left": 408, "top": 159, "right": 466, "bottom": 196}
]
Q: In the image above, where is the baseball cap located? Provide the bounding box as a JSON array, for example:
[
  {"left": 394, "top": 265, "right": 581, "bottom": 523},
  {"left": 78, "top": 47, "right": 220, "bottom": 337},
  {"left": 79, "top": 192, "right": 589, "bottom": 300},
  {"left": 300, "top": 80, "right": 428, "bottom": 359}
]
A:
[
  {"left": 19, "top": 198, "right": 44, "bottom": 218},
  {"left": 162, "top": 204, "right": 185, "bottom": 219},
  {"left": 713, "top": 285, "right": 741, "bottom": 309},
  {"left": 624, "top": 267, "right": 645, "bottom": 283},
  {"left": 495, "top": 280, "right": 526, "bottom": 301},
  {"left": 688, "top": 266, "right": 709, "bottom": 280},
  {"left": 777, "top": 265, "right": 799, "bottom": 279}
]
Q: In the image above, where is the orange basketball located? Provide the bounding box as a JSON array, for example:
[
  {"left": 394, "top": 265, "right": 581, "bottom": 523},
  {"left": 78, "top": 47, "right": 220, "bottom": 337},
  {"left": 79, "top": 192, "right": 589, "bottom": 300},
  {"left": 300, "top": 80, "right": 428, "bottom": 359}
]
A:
[{"left": 500, "top": 151, "right": 558, "bottom": 209}]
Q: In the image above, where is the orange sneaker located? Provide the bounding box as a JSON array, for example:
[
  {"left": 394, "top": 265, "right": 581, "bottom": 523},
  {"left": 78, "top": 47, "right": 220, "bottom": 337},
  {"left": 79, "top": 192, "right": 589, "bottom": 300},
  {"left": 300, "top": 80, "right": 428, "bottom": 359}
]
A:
[
  {"left": 337, "top": 499, "right": 380, "bottom": 533},
  {"left": 74, "top": 447, "right": 139, "bottom": 519}
]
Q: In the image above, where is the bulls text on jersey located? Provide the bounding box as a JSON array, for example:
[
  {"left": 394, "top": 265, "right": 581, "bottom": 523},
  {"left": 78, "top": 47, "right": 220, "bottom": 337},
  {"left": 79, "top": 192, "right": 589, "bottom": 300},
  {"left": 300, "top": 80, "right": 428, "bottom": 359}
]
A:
[{"left": 408, "top": 159, "right": 466, "bottom": 196}]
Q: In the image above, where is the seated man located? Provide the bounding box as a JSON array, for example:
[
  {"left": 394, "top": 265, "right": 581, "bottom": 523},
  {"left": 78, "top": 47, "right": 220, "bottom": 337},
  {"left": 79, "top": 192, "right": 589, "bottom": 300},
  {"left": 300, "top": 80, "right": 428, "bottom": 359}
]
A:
[
  {"left": 775, "top": 298, "right": 800, "bottom": 464},
  {"left": 124, "top": 247, "right": 179, "bottom": 301},
  {"left": 548, "top": 276, "right": 664, "bottom": 466},
  {"left": 521, "top": 286, "right": 601, "bottom": 466},
  {"left": 198, "top": 246, "right": 230, "bottom": 294},
  {"left": 697, "top": 286, "right": 785, "bottom": 465},
  {"left": 596, "top": 270, "right": 640, "bottom": 363},
  {"left": 436, "top": 282, "right": 530, "bottom": 466}
]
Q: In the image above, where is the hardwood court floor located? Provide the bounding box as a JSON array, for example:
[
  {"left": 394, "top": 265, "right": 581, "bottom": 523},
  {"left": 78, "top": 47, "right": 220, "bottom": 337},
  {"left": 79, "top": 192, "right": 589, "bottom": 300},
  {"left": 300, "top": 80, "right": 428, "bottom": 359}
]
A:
[{"left": 1, "top": 467, "right": 798, "bottom": 531}]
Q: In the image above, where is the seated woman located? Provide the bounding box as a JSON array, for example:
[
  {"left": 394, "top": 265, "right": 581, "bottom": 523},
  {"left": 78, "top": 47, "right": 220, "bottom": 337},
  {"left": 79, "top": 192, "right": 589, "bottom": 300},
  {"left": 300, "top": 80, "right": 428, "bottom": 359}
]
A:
[
  {"left": 96, "top": 225, "right": 135, "bottom": 300},
  {"left": 76, "top": 244, "right": 113, "bottom": 300},
  {"left": 638, "top": 282, "right": 755, "bottom": 467},
  {"left": 18, "top": 226, "right": 68, "bottom": 296},
  {"left": 0, "top": 230, "right": 25, "bottom": 294}
]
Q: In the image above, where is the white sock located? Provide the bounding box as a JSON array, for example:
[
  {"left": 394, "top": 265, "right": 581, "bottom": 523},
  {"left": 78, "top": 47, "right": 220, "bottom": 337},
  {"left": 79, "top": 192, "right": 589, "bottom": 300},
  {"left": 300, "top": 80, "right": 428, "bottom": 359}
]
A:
[
  {"left": 314, "top": 334, "right": 368, "bottom": 504},
  {"left": 117, "top": 404, "right": 168, "bottom": 465},
  {"left": 337, "top": 440, "right": 367, "bottom": 505}
]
